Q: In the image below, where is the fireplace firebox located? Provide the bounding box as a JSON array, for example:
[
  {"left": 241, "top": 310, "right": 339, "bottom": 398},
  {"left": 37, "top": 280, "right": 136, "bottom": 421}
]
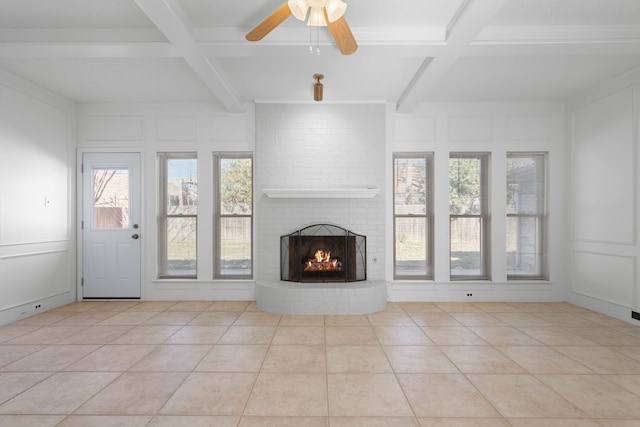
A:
[{"left": 281, "top": 224, "right": 366, "bottom": 282}]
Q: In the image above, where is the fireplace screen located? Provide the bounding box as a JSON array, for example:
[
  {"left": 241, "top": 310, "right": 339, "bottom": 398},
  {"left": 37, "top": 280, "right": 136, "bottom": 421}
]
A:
[{"left": 281, "top": 224, "right": 366, "bottom": 282}]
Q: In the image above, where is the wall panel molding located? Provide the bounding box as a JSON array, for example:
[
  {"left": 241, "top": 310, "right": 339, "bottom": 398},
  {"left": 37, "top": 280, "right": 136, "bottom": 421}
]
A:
[
  {"left": 448, "top": 115, "right": 492, "bottom": 141},
  {"left": 155, "top": 115, "right": 198, "bottom": 141},
  {"left": 86, "top": 115, "right": 144, "bottom": 141},
  {"left": 506, "top": 115, "right": 551, "bottom": 141},
  {"left": 0, "top": 249, "right": 71, "bottom": 310},
  {"left": 393, "top": 115, "right": 436, "bottom": 142},
  {"left": 572, "top": 87, "right": 636, "bottom": 245},
  {"left": 572, "top": 250, "right": 635, "bottom": 308}
]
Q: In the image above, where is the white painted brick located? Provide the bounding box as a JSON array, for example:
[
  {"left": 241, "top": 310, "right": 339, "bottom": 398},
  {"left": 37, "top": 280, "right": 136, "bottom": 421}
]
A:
[
  {"left": 255, "top": 104, "right": 386, "bottom": 282},
  {"left": 256, "top": 280, "right": 386, "bottom": 314}
]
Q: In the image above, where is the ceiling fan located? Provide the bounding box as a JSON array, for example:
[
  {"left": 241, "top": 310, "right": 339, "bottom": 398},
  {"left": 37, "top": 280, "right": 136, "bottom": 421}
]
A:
[{"left": 246, "top": 0, "right": 358, "bottom": 55}]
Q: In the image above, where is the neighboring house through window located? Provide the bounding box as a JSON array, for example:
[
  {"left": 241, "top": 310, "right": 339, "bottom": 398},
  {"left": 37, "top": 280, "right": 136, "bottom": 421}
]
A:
[{"left": 158, "top": 152, "right": 198, "bottom": 279}]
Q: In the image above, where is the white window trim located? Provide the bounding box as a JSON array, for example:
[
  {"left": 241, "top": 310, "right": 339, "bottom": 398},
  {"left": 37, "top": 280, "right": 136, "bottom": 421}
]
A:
[
  {"left": 449, "top": 152, "right": 490, "bottom": 281},
  {"left": 213, "top": 152, "right": 254, "bottom": 280},
  {"left": 506, "top": 152, "right": 548, "bottom": 281},
  {"left": 158, "top": 152, "right": 198, "bottom": 279},
  {"left": 393, "top": 152, "right": 434, "bottom": 280}
]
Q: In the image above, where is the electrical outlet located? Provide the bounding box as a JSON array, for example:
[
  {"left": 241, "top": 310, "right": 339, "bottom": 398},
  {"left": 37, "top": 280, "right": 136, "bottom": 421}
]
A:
[
  {"left": 466, "top": 292, "right": 473, "bottom": 298},
  {"left": 34, "top": 304, "right": 42, "bottom": 310}
]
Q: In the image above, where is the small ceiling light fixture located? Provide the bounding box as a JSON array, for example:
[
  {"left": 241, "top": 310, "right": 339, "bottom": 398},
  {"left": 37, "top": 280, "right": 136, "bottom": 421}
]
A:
[{"left": 313, "top": 73, "right": 324, "bottom": 101}]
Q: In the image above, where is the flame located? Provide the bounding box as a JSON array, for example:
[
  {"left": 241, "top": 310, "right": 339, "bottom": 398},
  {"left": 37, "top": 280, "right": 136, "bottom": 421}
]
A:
[
  {"left": 304, "top": 248, "right": 343, "bottom": 272},
  {"left": 314, "top": 249, "right": 330, "bottom": 262}
]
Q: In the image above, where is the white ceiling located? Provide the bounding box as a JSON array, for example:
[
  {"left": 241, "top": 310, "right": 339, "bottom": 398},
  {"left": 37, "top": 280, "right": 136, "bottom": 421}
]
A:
[{"left": 0, "top": 0, "right": 639, "bottom": 113}]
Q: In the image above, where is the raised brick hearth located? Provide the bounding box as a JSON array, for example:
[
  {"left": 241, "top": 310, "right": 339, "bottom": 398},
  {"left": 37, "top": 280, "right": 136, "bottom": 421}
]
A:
[{"left": 255, "top": 280, "right": 387, "bottom": 314}]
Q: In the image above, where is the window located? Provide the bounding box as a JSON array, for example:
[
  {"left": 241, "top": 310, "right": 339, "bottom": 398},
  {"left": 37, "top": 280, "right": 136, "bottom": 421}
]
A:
[
  {"left": 507, "top": 153, "right": 547, "bottom": 279},
  {"left": 92, "top": 168, "right": 129, "bottom": 229},
  {"left": 449, "top": 153, "right": 490, "bottom": 280},
  {"left": 214, "top": 153, "right": 253, "bottom": 279},
  {"left": 393, "top": 153, "right": 433, "bottom": 279},
  {"left": 158, "top": 153, "right": 197, "bottom": 279}
]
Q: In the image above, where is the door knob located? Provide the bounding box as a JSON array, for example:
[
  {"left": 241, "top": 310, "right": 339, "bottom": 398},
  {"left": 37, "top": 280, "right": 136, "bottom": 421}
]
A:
[{"left": 132, "top": 234, "right": 139, "bottom": 239}]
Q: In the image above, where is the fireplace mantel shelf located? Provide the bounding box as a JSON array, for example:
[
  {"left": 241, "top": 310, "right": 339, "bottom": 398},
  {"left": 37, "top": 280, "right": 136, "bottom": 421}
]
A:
[{"left": 263, "top": 187, "right": 379, "bottom": 199}]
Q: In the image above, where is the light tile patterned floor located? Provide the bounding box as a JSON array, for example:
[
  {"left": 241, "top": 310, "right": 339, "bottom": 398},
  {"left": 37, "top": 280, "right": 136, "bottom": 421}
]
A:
[{"left": 0, "top": 301, "right": 639, "bottom": 426}]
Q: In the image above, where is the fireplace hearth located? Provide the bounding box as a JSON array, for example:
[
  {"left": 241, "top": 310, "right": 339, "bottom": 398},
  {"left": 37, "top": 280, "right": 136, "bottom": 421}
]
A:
[{"left": 281, "top": 224, "right": 366, "bottom": 283}]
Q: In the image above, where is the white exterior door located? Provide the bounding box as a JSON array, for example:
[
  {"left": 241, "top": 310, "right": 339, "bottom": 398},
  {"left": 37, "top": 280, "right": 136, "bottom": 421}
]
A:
[{"left": 82, "top": 152, "right": 141, "bottom": 298}]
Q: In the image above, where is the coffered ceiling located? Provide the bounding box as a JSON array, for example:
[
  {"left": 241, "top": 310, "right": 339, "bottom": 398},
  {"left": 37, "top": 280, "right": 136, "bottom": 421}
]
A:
[{"left": 0, "top": 0, "right": 639, "bottom": 113}]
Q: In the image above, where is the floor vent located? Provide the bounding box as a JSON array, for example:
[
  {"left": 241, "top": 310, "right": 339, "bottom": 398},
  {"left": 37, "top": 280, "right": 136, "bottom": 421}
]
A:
[{"left": 632, "top": 311, "right": 640, "bottom": 322}]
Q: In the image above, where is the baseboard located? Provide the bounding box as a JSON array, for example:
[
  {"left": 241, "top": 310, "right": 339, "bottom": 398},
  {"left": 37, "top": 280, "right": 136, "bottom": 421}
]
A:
[{"left": 0, "top": 292, "right": 75, "bottom": 326}]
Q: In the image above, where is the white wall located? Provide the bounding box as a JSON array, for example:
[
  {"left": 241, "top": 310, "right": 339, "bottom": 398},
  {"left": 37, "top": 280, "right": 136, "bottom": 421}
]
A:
[
  {"left": 1, "top": 66, "right": 632, "bottom": 324},
  {"left": 387, "top": 102, "right": 567, "bottom": 302},
  {"left": 77, "top": 102, "right": 256, "bottom": 301},
  {"left": 0, "top": 70, "right": 76, "bottom": 325},
  {"left": 76, "top": 100, "right": 568, "bottom": 306},
  {"left": 567, "top": 68, "right": 640, "bottom": 324},
  {"left": 255, "top": 103, "right": 387, "bottom": 282}
]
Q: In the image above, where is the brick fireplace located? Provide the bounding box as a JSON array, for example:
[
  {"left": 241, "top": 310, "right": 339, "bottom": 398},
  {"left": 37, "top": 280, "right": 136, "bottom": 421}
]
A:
[
  {"left": 254, "top": 103, "right": 387, "bottom": 314},
  {"left": 257, "top": 224, "right": 384, "bottom": 314}
]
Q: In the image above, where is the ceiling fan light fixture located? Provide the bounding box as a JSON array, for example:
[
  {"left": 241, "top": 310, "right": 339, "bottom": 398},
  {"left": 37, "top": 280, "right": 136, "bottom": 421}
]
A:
[
  {"left": 325, "top": 0, "right": 347, "bottom": 22},
  {"left": 246, "top": 0, "right": 357, "bottom": 55},
  {"left": 307, "top": 8, "right": 327, "bottom": 26},
  {"left": 303, "top": 0, "right": 346, "bottom": 26},
  {"left": 288, "top": 0, "right": 310, "bottom": 21}
]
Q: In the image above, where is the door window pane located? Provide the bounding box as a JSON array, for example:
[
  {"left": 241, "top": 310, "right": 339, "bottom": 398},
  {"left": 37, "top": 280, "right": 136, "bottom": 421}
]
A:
[{"left": 93, "top": 168, "right": 129, "bottom": 229}]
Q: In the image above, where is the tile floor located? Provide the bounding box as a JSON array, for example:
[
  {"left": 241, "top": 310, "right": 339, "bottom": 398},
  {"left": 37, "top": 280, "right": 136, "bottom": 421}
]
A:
[{"left": 0, "top": 300, "right": 640, "bottom": 426}]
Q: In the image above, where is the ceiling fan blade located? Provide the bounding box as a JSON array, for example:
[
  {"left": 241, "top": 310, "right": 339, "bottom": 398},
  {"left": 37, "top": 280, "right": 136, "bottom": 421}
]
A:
[
  {"left": 246, "top": 2, "right": 292, "bottom": 41},
  {"left": 324, "top": 9, "right": 358, "bottom": 55}
]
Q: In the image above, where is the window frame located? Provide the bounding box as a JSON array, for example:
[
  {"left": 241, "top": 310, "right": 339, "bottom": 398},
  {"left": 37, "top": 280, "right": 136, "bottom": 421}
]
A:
[
  {"left": 392, "top": 152, "right": 434, "bottom": 280},
  {"left": 449, "top": 152, "right": 490, "bottom": 281},
  {"left": 213, "top": 152, "right": 254, "bottom": 280},
  {"left": 506, "top": 152, "right": 548, "bottom": 281},
  {"left": 157, "top": 152, "right": 198, "bottom": 279}
]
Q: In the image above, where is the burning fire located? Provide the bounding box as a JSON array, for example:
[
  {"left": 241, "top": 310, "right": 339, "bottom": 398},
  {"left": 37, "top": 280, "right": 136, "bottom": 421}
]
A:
[
  {"left": 304, "top": 249, "right": 342, "bottom": 272},
  {"left": 314, "top": 249, "right": 331, "bottom": 263}
]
